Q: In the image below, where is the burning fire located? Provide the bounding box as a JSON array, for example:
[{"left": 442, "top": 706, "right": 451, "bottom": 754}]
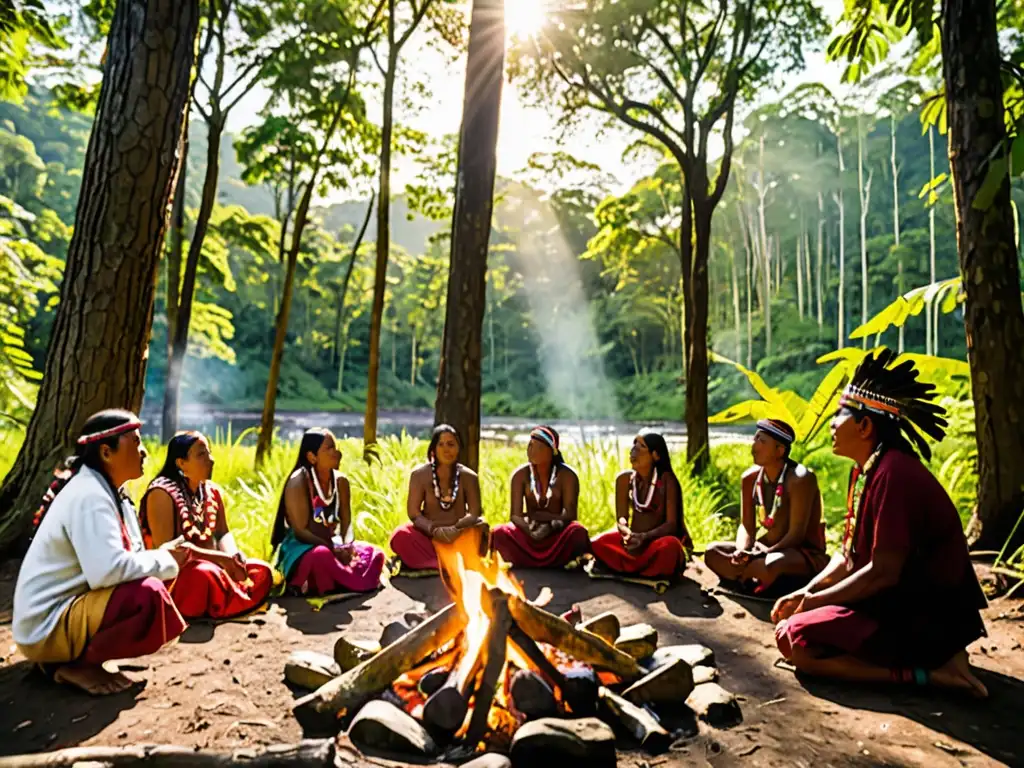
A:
[{"left": 389, "top": 531, "right": 572, "bottom": 749}]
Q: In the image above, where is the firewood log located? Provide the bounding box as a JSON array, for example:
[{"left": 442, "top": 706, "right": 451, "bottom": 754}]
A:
[
  {"left": 507, "top": 595, "right": 644, "bottom": 681},
  {"left": 293, "top": 603, "right": 467, "bottom": 734}
]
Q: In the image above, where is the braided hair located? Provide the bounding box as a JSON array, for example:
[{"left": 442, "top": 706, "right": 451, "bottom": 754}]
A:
[
  {"left": 32, "top": 409, "right": 141, "bottom": 539},
  {"left": 840, "top": 348, "right": 948, "bottom": 461}
]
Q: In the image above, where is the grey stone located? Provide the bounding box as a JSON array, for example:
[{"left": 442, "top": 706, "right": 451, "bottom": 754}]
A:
[
  {"left": 561, "top": 665, "right": 599, "bottom": 717},
  {"left": 685, "top": 683, "right": 743, "bottom": 729},
  {"left": 418, "top": 667, "right": 448, "bottom": 697},
  {"left": 284, "top": 651, "right": 340, "bottom": 691},
  {"left": 644, "top": 643, "right": 715, "bottom": 671},
  {"left": 509, "top": 669, "right": 557, "bottom": 719},
  {"left": 510, "top": 717, "right": 616, "bottom": 765},
  {"left": 332, "top": 636, "right": 379, "bottom": 672},
  {"left": 347, "top": 700, "right": 437, "bottom": 757},
  {"left": 614, "top": 623, "right": 658, "bottom": 660},
  {"left": 692, "top": 664, "right": 718, "bottom": 685},
  {"left": 579, "top": 611, "right": 620, "bottom": 643},
  {"left": 623, "top": 658, "right": 695, "bottom": 705}
]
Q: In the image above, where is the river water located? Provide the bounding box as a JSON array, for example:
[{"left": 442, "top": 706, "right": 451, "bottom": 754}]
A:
[{"left": 139, "top": 405, "right": 753, "bottom": 448}]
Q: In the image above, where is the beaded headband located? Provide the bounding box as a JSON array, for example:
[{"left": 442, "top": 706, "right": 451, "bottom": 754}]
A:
[
  {"left": 76, "top": 418, "right": 143, "bottom": 446},
  {"left": 530, "top": 427, "right": 558, "bottom": 452},
  {"left": 755, "top": 418, "right": 795, "bottom": 446},
  {"left": 839, "top": 385, "right": 902, "bottom": 419}
]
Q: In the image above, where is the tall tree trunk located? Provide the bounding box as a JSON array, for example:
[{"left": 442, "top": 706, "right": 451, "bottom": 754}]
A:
[
  {"left": 166, "top": 133, "right": 187, "bottom": 362},
  {"left": 757, "top": 136, "right": 771, "bottom": 355},
  {"left": 364, "top": 41, "right": 398, "bottom": 455},
  {"left": 891, "top": 114, "right": 904, "bottom": 353},
  {"left": 0, "top": 0, "right": 199, "bottom": 553},
  {"left": 928, "top": 125, "right": 938, "bottom": 355},
  {"left": 731, "top": 242, "right": 741, "bottom": 361},
  {"left": 333, "top": 193, "right": 374, "bottom": 368},
  {"left": 816, "top": 191, "right": 825, "bottom": 330},
  {"left": 857, "top": 118, "right": 873, "bottom": 348},
  {"left": 410, "top": 328, "right": 418, "bottom": 386},
  {"left": 685, "top": 202, "right": 712, "bottom": 471},
  {"left": 943, "top": 0, "right": 1024, "bottom": 552},
  {"left": 796, "top": 211, "right": 805, "bottom": 319},
  {"left": 163, "top": 115, "right": 224, "bottom": 441},
  {"left": 434, "top": 0, "right": 504, "bottom": 471},
  {"left": 336, "top": 320, "right": 350, "bottom": 395},
  {"left": 736, "top": 203, "right": 754, "bottom": 367}
]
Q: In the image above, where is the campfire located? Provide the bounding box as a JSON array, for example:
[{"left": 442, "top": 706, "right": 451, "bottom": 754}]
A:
[{"left": 289, "top": 536, "right": 741, "bottom": 761}]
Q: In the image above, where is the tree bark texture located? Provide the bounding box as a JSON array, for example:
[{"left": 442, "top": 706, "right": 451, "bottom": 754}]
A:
[
  {"left": 363, "top": 45, "right": 398, "bottom": 455},
  {"left": 0, "top": 0, "right": 199, "bottom": 554},
  {"left": 434, "top": 0, "right": 505, "bottom": 472},
  {"left": 166, "top": 132, "right": 187, "bottom": 366},
  {"left": 162, "top": 117, "right": 223, "bottom": 441},
  {"left": 942, "top": 0, "right": 1024, "bottom": 552}
]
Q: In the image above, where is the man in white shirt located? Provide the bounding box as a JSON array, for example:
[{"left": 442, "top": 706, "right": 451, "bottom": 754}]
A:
[{"left": 13, "top": 410, "right": 191, "bottom": 695}]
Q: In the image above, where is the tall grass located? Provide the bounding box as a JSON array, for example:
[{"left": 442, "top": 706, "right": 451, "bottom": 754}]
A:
[{"left": 0, "top": 427, "right": 986, "bottom": 565}]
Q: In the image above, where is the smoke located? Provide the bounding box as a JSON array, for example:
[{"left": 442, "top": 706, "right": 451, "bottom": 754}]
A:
[{"left": 502, "top": 186, "right": 618, "bottom": 422}]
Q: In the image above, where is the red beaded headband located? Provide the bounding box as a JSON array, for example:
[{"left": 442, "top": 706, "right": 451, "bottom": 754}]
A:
[{"left": 76, "top": 419, "right": 143, "bottom": 446}]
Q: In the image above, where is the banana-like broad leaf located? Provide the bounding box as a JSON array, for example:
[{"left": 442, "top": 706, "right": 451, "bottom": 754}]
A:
[
  {"left": 796, "top": 362, "right": 850, "bottom": 441},
  {"left": 849, "top": 277, "right": 962, "bottom": 339},
  {"left": 708, "top": 399, "right": 781, "bottom": 426},
  {"left": 709, "top": 350, "right": 804, "bottom": 427}
]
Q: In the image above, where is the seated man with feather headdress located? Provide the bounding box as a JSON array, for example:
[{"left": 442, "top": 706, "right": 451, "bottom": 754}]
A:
[{"left": 773, "top": 349, "right": 988, "bottom": 697}]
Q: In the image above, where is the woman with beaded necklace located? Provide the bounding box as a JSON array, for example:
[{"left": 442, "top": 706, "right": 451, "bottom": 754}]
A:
[
  {"left": 491, "top": 425, "right": 591, "bottom": 568},
  {"left": 269, "top": 429, "right": 385, "bottom": 595},
  {"left": 141, "top": 431, "right": 273, "bottom": 618},
  {"left": 389, "top": 424, "right": 488, "bottom": 572},
  {"left": 591, "top": 429, "right": 690, "bottom": 578}
]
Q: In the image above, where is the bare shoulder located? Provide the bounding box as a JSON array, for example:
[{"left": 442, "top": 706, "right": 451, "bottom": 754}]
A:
[
  {"left": 559, "top": 464, "right": 579, "bottom": 482},
  {"left": 741, "top": 466, "right": 759, "bottom": 488},
  {"left": 458, "top": 463, "right": 479, "bottom": 481},
  {"left": 511, "top": 463, "right": 530, "bottom": 480},
  {"left": 410, "top": 463, "right": 431, "bottom": 482},
  {"left": 615, "top": 470, "right": 632, "bottom": 488},
  {"left": 790, "top": 463, "right": 818, "bottom": 488},
  {"left": 336, "top": 473, "right": 351, "bottom": 493},
  {"left": 285, "top": 469, "right": 306, "bottom": 493}
]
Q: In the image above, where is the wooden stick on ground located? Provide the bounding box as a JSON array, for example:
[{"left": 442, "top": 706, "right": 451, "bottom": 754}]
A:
[
  {"left": 293, "top": 602, "right": 467, "bottom": 734},
  {"left": 0, "top": 741, "right": 334, "bottom": 768},
  {"left": 508, "top": 623, "right": 568, "bottom": 693},
  {"left": 507, "top": 595, "right": 644, "bottom": 681}
]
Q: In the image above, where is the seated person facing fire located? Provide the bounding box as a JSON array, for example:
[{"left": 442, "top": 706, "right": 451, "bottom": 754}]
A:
[
  {"left": 703, "top": 419, "right": 828, "bottom": 595},
  {"left": 773, "top": 349, "right": 988, "bottom": 697},
  {"left": 390, "top": 424, "right": 489, "bottom": 573},
  {"left": 590, "top": 429, "right": 690, "bottom": 579},
  {"left": 13, "top": 410, "right": 187, "bottom": 695},
  {"left": 271, "top": 429, "right": 386, "bottom": 595},
  {"left": 490, "top": 426, "right": 592, "bottom": 569}
]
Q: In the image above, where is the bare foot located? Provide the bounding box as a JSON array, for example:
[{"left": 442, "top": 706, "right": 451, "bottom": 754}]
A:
[
  {"left": 929, "top": 651, "right": 988, "bottom": 698},
  {"left": 54, "top": 663, "right": 136, "bottom": 695}
]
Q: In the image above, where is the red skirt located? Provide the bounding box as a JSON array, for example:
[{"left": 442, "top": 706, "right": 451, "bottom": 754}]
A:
[
  {"left": 390, "top": 523, "right": 439, "bottom": 570},
  {"left": 590, "top": 531, "right": 685, "bottom": 578},
  {"left": 84, "top": 577, "right": 186, "bottom": 664},
  {"left": 170, "top": 559, "right": 273, "bottom": 619},
  {"left": 491, "top": 522, "right": 591, "bottom": 568}
]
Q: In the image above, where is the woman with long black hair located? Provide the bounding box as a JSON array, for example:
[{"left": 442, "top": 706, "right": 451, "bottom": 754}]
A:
[
  {"left": 491, "top": 425, "right": 591, "bottom": 568},
  {"left": 13, "top": 409, "right": 188, "bottom": 695},
  {"left": 270, "top": 429, "right": 385, "bottom": 595},
  {"left": 591, "top": 429, "right": 691, "bottom": 578},
  {"left": 390, "top": 424, "right": 487, "bottom": 571},
  {"left": 140, "top": 431, "right": 273, "bottom": 618}
]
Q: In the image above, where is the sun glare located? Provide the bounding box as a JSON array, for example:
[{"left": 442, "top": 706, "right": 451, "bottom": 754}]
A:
[{"left": 505, "top": 0, "right": 547, "bottom": 40}]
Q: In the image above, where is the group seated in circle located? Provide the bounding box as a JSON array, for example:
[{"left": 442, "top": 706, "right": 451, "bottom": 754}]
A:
[{"left": 11, "top": 349, "right": 989, "bottom": 699}]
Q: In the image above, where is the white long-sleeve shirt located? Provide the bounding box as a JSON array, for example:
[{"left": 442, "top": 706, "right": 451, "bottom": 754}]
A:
[{"left": 13, "top": 466, "right": 180, "bottom": 647}]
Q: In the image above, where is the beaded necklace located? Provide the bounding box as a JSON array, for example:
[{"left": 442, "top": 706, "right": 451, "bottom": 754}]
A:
[
  {"left": 307, "top": 467, "right": 339, "bottom": 527},
  {"left": 753, "top": 463, "right": 788, "bottom": 530},
  {"left": 431, "top": 460, "right": 461, "bottom": 510},
  {"left": 842, "top": 443, "right": 886, "bottom": 566},
  {"left": 528, "top": 463, "right": 558, "bottom": 509},
  {"left": 150, "top": 476, "right": 218, "bottom": 543},
  {"left": 630, "top": 468, "right": 659, "bottom": 513}
]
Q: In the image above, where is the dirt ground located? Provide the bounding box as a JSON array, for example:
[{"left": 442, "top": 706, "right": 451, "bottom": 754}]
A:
[{"left": 1, "top": 558, "right": 1022, "bottom": 768}]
